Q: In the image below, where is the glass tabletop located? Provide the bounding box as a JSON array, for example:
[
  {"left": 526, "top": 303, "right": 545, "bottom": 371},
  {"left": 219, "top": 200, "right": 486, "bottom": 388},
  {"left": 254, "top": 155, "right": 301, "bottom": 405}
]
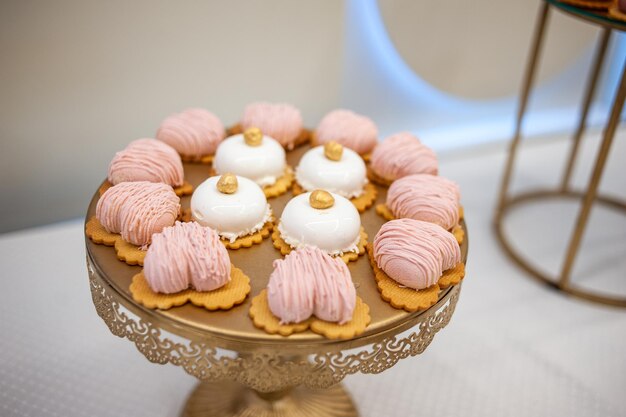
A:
[{"left": 547, "top": 0, "right": 626, "bottom": 32}]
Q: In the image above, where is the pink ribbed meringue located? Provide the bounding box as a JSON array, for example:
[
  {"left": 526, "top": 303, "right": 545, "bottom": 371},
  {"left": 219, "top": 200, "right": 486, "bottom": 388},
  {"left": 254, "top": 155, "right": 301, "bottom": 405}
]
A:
[
  {"left": 241, "top": 102, "right": 303, "bottom": 149},
  {"left": 143, "top": 222, "right": 231, "bottom": 294},
  {"left": 267, "top": 247, "right": 356, "bottom": 325},
  {"left": 370, "top": 132, "right": 438, "bottom": 181},
  {"left": 387, "top": 174, "right": 460, "bottom": 230},
  {"left": 156, "top": 108, "right": 225, "bottom": 159},
  {"left": 315, "top": 109, "right": 378, "bottom": 155},
  {"left": 107, "top": 138, "right": 184, "bottom": 187},
  {"left": 96, "top": 181, "right": 180, "bottom": 247},
  {"left": 373, "top": 219, "right": 460, "bottom": 290}
]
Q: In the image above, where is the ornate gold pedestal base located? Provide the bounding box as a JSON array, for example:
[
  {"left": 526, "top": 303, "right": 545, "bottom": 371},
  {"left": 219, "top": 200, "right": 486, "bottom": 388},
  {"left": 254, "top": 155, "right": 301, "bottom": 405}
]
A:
[{"left": 181, "top": 381, "right": 358, "bottom": 417}]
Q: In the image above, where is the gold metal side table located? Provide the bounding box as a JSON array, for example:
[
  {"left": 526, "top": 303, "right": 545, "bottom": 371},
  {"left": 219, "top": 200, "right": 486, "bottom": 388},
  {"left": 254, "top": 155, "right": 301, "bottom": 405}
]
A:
[{"left": 495, "top": 0, "right": 626, "bottom": 306}]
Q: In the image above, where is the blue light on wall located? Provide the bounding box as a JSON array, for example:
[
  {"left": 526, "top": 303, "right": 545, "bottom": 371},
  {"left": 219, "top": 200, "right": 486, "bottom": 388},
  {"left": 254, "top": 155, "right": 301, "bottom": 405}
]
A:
[{"left": 341, "top": 0, "right": 625, "bottom": 152}]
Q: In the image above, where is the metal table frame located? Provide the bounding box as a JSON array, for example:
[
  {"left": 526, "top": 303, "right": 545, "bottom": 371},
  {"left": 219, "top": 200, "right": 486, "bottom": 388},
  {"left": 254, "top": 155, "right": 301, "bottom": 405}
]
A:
[{"left": 494, "top": 0, "right": 626, "bottom": 307}]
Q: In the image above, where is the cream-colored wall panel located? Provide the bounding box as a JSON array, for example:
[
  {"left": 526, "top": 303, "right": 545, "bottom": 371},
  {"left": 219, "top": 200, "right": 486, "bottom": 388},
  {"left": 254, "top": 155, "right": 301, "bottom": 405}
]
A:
[
  {"left": 379, "top": 0, "right": 598, "bottom": 98},
  {"left": 0, "top": 0, "right": 343, "bottom": 232}
]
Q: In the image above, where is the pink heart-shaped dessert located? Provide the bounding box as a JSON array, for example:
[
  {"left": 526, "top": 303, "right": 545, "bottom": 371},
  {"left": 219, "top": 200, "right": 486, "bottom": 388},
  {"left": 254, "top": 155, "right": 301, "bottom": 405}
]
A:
[
  {"left": 315, "top": 109, "right": 378, "bottom": 155},
  {"left": 241, "top": 102, "right": 303, "bottom": 149},
  {"left": 370, "top": 132, "right": 438, "bottom": 181},
  {"left": 267, "top": 247, "right": 356, "bottom": 325},
  {"left": 156, "top": 108, "right": 225, "bottom": 159},
  {"left": 143, "top": 221, "right": 231, "bottom": 294},
  {"left": 107, "top": 138, "right": 184, "bottom": 187}
]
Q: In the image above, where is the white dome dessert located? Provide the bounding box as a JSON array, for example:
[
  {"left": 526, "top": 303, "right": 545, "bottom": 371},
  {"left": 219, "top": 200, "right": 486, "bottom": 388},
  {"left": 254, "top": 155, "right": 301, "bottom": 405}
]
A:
[
  {"left": 278, "top": 190, "right": 361, "bottom": 256},
  {"left": 295, "top": 142, "right": 367, "bottom": 199},
  {"left": 191, "top": 174, "right": 272, "bottom": 242},
  {"left": 213, "top": 127, "right": 286, "bottom": 187}
]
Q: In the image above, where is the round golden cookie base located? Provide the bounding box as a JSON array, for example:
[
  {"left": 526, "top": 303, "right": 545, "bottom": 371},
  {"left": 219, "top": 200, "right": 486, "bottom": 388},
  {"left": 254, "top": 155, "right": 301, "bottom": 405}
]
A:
[
  {"left": 99, "top": 179, "right": 194, "bottom": 197},
  {"left": 271, "top": 226, "right": 368, "bottom": 264},
  {"left": 366, "top": 245, "right": 465, "bottom": 312},
  {"left": 130, "top": 267, "right": 251, "bottom": 311},
  {"left": 264, "top": 167, "right": 295, "bottom": 198},
  {"left": 221, "top": 220, "right": 274, "bottom": 250},
  {"left": 249, "top": 289, "right": 371, "bottom": 340},
  {"left": 291, "top": 181, "right": 378, "bottom": 213}
]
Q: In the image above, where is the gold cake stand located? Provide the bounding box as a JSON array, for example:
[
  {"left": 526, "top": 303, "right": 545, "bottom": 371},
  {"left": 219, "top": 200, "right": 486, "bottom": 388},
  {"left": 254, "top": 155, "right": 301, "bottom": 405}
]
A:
[{"left": 85, "top": 144, "right": 469, "bottom": 417}]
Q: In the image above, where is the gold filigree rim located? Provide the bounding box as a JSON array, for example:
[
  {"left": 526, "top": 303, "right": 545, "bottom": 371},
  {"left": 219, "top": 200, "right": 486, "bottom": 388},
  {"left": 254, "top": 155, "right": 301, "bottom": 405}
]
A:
[{"left": 88, "top": 252, "right": 461, "bottom": 392}]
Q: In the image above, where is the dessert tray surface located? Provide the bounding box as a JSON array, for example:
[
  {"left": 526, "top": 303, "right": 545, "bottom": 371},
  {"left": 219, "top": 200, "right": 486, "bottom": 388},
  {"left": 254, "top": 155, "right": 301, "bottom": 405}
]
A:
[{"left": 85, "top": 144, "right": 468, "bottom": 346}]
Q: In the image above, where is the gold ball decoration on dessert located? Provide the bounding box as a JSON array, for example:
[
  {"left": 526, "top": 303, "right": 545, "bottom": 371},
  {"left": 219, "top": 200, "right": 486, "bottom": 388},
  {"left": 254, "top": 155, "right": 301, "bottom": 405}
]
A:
[
  {"left": 217, "top": 173, "right": 238, "bottom": 194},
  {"left": 324, "top": 141, "right": 343, "bottom": 161},
  {"left": 243, "top": 127, "right": 263, "bottom": 147},
  {"left": 309, "top": 189, "right": 334, "bottom": 209}
]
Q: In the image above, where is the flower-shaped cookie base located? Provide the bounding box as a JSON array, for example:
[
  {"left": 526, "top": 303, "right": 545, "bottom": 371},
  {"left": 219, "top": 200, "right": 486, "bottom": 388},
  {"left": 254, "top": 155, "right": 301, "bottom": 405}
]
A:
[
  {"left": 130, "top": 267, "right": 250, "bottom": 310},
  {"left": 366, "top": 245, "right": 465, "bottom": 312},
  {"left": 249, "top": 289, "right": 371, "bottom": 340}
]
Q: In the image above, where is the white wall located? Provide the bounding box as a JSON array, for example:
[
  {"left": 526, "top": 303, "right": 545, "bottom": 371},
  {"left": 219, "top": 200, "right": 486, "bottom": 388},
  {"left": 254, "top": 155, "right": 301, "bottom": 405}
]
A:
[
  {"left": 0, "top": 0, "right": 344, "bottom": 232},
  {"left": 2, "top": 0, "right": 614, "bottom": 232},
  {"left": 378, "top": 0, "right": 597, "bottom": 99},
  {"left": 342, "top": 0, "right": 622, "bottom": 150}
]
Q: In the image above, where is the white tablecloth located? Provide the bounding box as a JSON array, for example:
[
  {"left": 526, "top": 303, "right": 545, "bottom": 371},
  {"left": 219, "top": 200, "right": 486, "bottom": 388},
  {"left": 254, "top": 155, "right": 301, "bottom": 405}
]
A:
[{"left": 1, "top": 130, "right": 625, "bottom": 417}]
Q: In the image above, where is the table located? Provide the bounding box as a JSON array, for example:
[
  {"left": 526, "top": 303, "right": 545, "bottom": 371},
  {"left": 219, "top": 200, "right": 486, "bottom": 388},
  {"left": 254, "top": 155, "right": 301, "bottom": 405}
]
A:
[{"left": 494, "top": 0, "right": 626, "bottom": 306}]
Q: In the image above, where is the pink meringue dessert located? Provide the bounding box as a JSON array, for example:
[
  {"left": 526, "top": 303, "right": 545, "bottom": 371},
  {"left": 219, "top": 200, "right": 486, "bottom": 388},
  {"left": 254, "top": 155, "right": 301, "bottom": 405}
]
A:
[
  {"left": 240, "top": 102, "right": 304, "bottom": 150},
  {"left": 96, "top": 181, "right": 180, "bottom": 248},
  {"left": 156, "top": 108, "right": 225, "bottom": 160},
  {"left": 143, "top": 221, "right": 231, "bottom": 294},
  {"left": 370, "top": 132, "right": 438, "bottom": 183},
  {"left": 385, "top": 174, "right": 461, "bottom": 231},
  {"left": 373, "top": 219, "right": 461, "bottom": 290},
  {"left": 107, "top": 138, "right": 184, "bottom": 188},
  {"left": 314, "top": 109, "right": 378, "bottom": 156},
  {"left": 267, "top": 247, "right": 356, "bottom": 325}
]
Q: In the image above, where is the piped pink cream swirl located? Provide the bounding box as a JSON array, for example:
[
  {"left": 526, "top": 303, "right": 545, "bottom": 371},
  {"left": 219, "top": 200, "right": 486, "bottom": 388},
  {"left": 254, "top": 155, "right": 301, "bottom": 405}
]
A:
[
  {"left": 156, "top": 108, "right": 225, "bottom": 159},
  {"left": 241, "top": 102, "right": 303, "bottom": 149},
  {"left": 267, "top": 247, "right": 356, "bottom": 325},
  {"left": 107, "top": 138, "right": 184, "bottom": 187},
  {"left": 370, "top": 132, "right": 438, "bottom": 181},
  {"left": 387, "top": 174, "right": 460, "bottom": 230},
  {"left": 373, "top": 219, "right": 461, "bottom": 290},
  {"left": 143, "top": 222, "right": 231, "bottom": 294},
  {"left": 315, "top": 109, "right": 378, "bottom": 155},
  {"left": 96, "top": 182, "right": 180, "bottom": 247}
]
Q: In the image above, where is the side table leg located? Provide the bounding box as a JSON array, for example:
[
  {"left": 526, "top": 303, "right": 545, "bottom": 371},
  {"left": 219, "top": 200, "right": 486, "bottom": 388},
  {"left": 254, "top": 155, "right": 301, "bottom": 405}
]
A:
[
  {"left": 559, "top": 59, "right": 626, "bottom": 288},
  {"left": 496, "top": 2, "right": 551, "bottom": 219},
  {"left": 561, "top": 28, "right": 611, "bottom": 192}
]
